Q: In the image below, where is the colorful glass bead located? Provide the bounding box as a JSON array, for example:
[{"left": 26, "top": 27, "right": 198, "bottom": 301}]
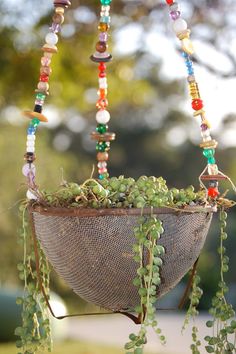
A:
[
  {"left": 170, "top": 11, "right": 180, "bottom": 20},
  {"left": 96, "top": 98, "right": 108, "bottom": 109},
  {"left": 173, "top": 18, "right": 188, "bottom": 34},
  {"left": 207, "top": 157, "right": 216, "bottom": 164},
  {"left": 98, "top": 88, "right": 107, "bottom": 99},
  {"left": 41, "top": 57, "right": 51, "bottom": 66},
  {"left": 208, "top": 164, "right": 219, "bottom": 175},
  {"left": 99, "top": 77, "right": 108, "bottom": 89},
  {"left": 97, "top": 161, "right": 107, "bottom": 168},
  {"left": 96, "top": 41, "right": 107, "bottom": 53},
  {"left": 52, "top": 13, "right": 64, "bottom": 24},
  {"left": 34, "top": 104, "right": 42, "bottom": 113},
  {"left": 39, "top": 74, "right": 49, "bottom": 82},
  {"left": 98, "top": 63, "right": 106, "bottom": 71},
  {"left": 98, "top": 167, "right": 107, "bottom": 174},
  {"left": 203, "top": 148, "right": 215, "bottom": 159},
  {"left": 182, "top": 38, "right": 194, "bottom": 55},
  {"left": 192, "top": 99, "right": 203, "bottom": 111},
  {"left": 99, "top": 32, "right": 108, "bottom": 42},
  {"left": 97, "top": 152, "right": 109, "bottom": 161},
  {"left": 24, "top": 152, "right": 36, "bottom": 163},
  {"left": 100, "top": 0, "right": 112, "bottom": 5},
  {"left": 37, "top": 82, "right": 49, "bottom": 91},
  {"left": 27, "top": 127, "right": 37, "bottom": 135},
  {"left": 45, "top": 32, "right": 58, "bottom": 45},
  {"left": 22, "top": 163, "right": 36, "bottom": 177},
  {"left": 30, "top": 118, "right": 41, "bottom": 127},
  {"left": 96, "top": 124, "right": 108, "bottom": 133},
  {"left": 50, "top": 22, "right": 62, "bottom": 33},
  {"left": 208, "top": 187, "right": 220, "bottom": 198},
  {"left": 96, "top": 141, "right": 108, "bottom": 152},
  {"left": 100, "top": 16, "right": 111, "bottom": 24},
  {"left": 96, "top": 109, "right": 110, "bottom": 124},
  {"left": 166, "top": 0, "right": 174, "bottom": 4},
  {"left": 98, "top": 22, "right": 109, "bottom": 32},
  {"left": 99, "top": 71, "right": 106, "bottom": 78}
]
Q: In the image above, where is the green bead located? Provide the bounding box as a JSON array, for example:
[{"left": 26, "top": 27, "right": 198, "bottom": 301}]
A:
[
  {"left": 203, "top": 148, "right": 215, "bottom": 159},
  {"left": 96, "top": 124, "right": 107, "bottom": 134},
  {"left": 96, "top": 142, "right": 108, "bottom": 152},
  {"left": 208, "top": 157, "right": 216, "bottom": 164},
  {"left": 100, "top": 0, "right": 112, "bottom": 5},
  {"left": 30, "top": 118, "right": 40, "bottom": 127},
  {"left": 36, "top": 93, "right": 46, "bottom": 100}
]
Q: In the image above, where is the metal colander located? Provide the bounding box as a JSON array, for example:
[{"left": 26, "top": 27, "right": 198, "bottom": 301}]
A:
[{"left": 30, "top": 206, "right": 212, "bottom": 311}]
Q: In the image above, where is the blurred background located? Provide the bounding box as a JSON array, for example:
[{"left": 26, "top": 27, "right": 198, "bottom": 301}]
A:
[{"left": 0, "top": 0, "right": 236, "bottom": 353}]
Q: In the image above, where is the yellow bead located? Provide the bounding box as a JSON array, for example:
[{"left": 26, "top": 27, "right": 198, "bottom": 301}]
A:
[
  {"left": 182, "top": 38, "right": 194, "bottom": 55},
  {"left": 55, "top": 7, "right": 64, "bottom": 14}
]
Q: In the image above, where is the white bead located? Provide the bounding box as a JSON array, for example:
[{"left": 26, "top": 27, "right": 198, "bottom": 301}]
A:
[
  {"left": 97, "top": 161, "right": 107, "bottom": 168},
  {"left": 26, "top": 190, "right": 38, "bottom": 200},
  {"left": 45, "top": 32, "right": 58, "bottom": 46},
  {"left": 203, "top": 136, "right": 212, "bottom": 142},
  {"left": 26, "top": 141, "right": 35, "bottom": 147},
  {"left": 27, "top": 135, "right": 36, "bottom": 141},
  {"left": 201, "top": 129, "right": 210, "bottom": 138},
  {"left": 99, "top": 78, "right": 108, "bottom": 89},
  {"left": 173, "top": 18, "right": 188, "bottom": 34},
  {"left": 96, "top": 109, "right": 110, "bottom": 124},
  {"left": 101, "top": 5, "right": 110, "bottom": 11},
  {"left": 208, "top": 164, "right": 219, "bottom": 175},
  {"left": 27, "top": 146, "right": 35, "bottom": 153}
]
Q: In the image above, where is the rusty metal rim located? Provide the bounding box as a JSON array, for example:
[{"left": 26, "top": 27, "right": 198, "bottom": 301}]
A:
[{"left": 28, "top": 204, "right": 215, "bottom": 218}]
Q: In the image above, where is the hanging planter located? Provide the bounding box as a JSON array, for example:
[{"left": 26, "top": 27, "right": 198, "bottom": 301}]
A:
[{"left": 16, "top": 0, "right": 236, "bottom": 354}]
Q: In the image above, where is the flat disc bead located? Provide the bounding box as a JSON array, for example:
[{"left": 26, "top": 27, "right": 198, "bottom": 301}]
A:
[
  {"left": 173, "top": 18, "right": 188, "bottom": 34},
  {"left": 96, "top": 109, "right": 110, "bottom": 124},
  {"left": 23, "top": 111, "right": 48, "bottom": 122},
  {"left": 45, "top": 32, "right": 58, "bottom": 45}
]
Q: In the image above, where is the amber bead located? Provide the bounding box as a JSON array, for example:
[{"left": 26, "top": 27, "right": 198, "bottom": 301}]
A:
[
  {"left": 98, "top": 23, "right": 109, "bottom": 32},
  {"left": 97, "top": 152, "right": 109, "bottom": 161},
  {"left": 95, "top": 41, "right": 107, "bottom": 53},
  {"left": 53, "top": 13, "right": 64, "bottom": 24}
]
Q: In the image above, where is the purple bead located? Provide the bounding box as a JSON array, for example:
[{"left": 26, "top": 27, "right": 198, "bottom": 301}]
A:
[
  {"left": 35, "top": 99, "right": 44, "bottom": 106},
  {"left": 170, "top": 11, "right": 181, "bottom": 20},
  {"left": 99, "top": 32, "right": 108, "bottom": 42},
  {"left": 22, "top": 163, "right": 36, "bottom": 177},
  {"left": 201, "top": 124, "right": 209, "bottom": 131},
  {"left": 50, "top": 22, "right": 61, "bottom": 33}
]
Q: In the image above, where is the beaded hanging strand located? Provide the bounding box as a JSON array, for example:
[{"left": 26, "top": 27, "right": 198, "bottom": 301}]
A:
[
  {"left": 22, "top": 0, "right": 71, "bottom": 199},
  {"left": 166, "top": 0, "right": 221, "bottom": 199},
  {"left": 90, "top": 0, "right": 115, "bottom": 180}
]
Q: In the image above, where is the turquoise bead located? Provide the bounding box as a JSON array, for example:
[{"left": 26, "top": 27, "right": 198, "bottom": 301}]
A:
[
  {"left": 100, "top": 16, "right": 111, "bottom": 23},
  {"left": 100, "top": 0, "right": 112, "bottom": 4},
  {"left": 208, "top": 157, "right": 216, "bottom": 164},
  {"left": 203, "top": 148, "right": 215, "bottom": 159},
  {"left": 30, "top": 118, "right": 40, "bottom": 128}
]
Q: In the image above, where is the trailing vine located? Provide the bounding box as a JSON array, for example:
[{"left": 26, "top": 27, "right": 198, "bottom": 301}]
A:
[
  {"left": 124, "top": 215, "right": 166, "bottom": 354},
  {"left": 205, "top": 208, "right": 236, "bottom": 354},
  {"left": 182, "top": 270, "right": 203, "bottom": 354},
  {"left": 15, "top": 203, "right": 52, "bottom": 354}
]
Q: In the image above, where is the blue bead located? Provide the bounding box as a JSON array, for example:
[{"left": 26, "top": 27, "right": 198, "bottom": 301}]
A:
[
  {"left": 27, "top": 127, "right": 36, "bottom": 135},
  {"left": 182, "top": 52, "right": 188, "bottom": 58},
  {"left": 98, "top": 174, "right": 105, "bottom": 180}
]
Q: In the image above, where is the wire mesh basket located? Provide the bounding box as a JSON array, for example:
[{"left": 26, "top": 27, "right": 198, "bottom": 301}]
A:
[{"left": 30, "top": 205, "right": 212, "bottom": 311}]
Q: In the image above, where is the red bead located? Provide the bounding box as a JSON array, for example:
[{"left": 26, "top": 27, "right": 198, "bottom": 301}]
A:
[
  {"left": 166, "top": 0, "right": 174, "bottom": 4},
  {"left": 39, "top": 74, "right": 49, "bottom": 82},
  {"left": 99, "top": 72, "right": 106, "bottom": 78},
  {"left": 98, "top": 63, "right": 106, "bottom": 71},
  {"left": 208, "top": 187, "right": 220, "bottom": 198},
  {"left": 192, "top": 99, "right": 203, "bottom": 111}
]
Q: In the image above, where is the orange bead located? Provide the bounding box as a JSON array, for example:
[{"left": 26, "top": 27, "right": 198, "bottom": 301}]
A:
[
  {"left": 98, "top": 88, "right": 107, "bottom": 99},
  {"left": 97, "top": 152, "right": 109, "bottom": 161},
  {"left": 98, "top": 23, "right": 109, "bottom": 32}
]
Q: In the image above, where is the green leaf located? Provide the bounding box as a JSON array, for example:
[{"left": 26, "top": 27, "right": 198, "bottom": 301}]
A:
[
  {"left": 206, "top": 321, "right": 213, "bottom": 328},
  {"left": 205, "top": 346, "right": 214, "bottom": 353}
]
